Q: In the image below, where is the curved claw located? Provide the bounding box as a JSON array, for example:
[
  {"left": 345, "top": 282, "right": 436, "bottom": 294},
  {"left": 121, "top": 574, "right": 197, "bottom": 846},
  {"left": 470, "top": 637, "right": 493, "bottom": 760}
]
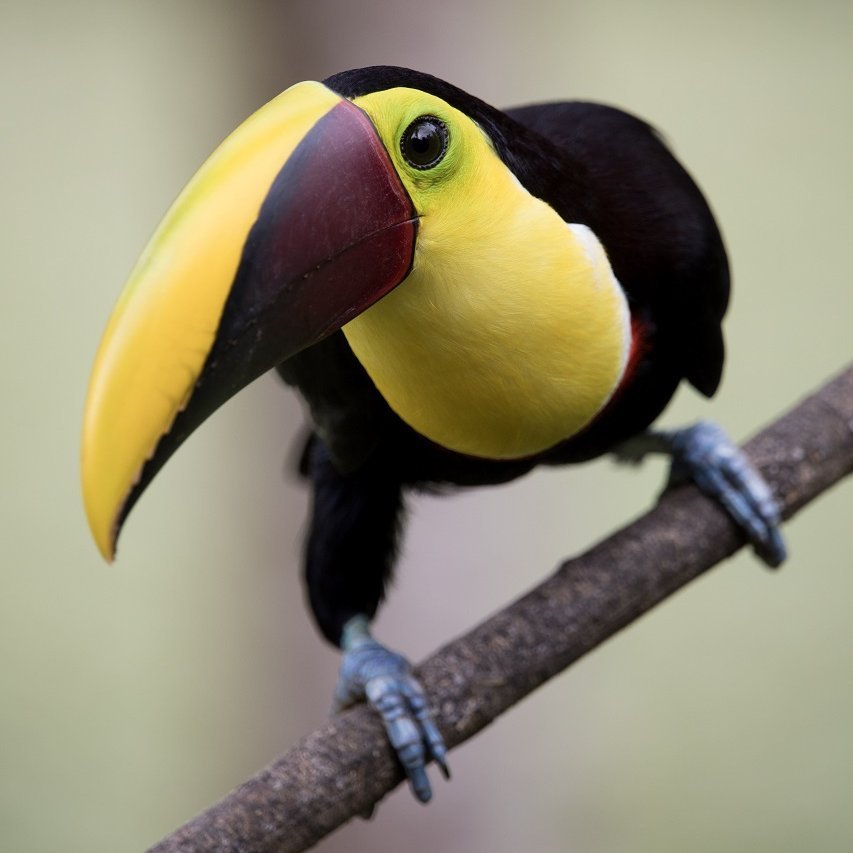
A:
[
  {"left": 333, "top": 629, "right": 449, "bottom": 803},
  {"left": 668, "top": 421, "right": 787, "bottom": 567}
]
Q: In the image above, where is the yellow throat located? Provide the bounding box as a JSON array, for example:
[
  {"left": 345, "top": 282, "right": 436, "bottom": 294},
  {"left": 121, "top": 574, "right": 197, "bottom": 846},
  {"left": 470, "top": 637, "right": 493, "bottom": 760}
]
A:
[{"left": 343, "top": 88, "right": 631, "bottom": 460}]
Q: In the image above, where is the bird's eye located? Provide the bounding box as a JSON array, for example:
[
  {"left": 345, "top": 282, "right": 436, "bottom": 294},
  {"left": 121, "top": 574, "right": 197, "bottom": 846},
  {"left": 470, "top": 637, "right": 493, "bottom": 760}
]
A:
[{"left": 400, "top": 116, "right": 449, "bottom": 170}]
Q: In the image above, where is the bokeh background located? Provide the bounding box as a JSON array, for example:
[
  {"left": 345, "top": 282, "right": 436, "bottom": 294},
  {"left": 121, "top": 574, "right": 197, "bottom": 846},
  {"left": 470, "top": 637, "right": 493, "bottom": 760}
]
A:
[{"left": 2, "top": 1, "right": 851, "bottom": 850}]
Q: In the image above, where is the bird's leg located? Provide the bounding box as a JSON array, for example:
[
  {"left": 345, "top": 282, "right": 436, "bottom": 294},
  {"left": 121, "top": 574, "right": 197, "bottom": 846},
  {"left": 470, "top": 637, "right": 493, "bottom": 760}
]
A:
[
  {"left": 616, "top": 420, "right": 787, "bottom": 567},
  {"left": 334, "top": 614, "right": 449, "bottom": 804},
  {"left": 302, "top": 437, "right": 449, "bottom": 804}
]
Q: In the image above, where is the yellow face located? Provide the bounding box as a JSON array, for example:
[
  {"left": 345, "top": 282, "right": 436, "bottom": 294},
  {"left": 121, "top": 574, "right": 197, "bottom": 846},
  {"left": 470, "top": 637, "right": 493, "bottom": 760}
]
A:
[{"left": 344, "top": 87, "right": 632, "bottom": 459}]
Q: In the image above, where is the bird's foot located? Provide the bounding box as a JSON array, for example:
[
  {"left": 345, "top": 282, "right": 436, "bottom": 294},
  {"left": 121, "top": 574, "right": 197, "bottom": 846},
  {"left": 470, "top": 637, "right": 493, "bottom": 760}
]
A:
[
  {"left": 664, "top": 420, "right": 787, "bottom": 568},
  {"left": 334, "top": 615, "right": 449, "bottom": 804}
]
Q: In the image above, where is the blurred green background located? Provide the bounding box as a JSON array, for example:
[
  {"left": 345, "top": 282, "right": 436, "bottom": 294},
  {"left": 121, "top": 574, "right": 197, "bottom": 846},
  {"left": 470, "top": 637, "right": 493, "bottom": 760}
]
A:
[{"left": 2, "top": 1, "right": 851, "bottom": 850}]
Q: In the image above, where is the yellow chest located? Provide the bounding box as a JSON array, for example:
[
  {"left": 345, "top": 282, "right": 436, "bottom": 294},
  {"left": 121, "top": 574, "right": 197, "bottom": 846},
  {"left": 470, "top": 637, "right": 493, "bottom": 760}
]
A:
[{"left": 343, "top": 216, "right": 630, "bottom": 460}]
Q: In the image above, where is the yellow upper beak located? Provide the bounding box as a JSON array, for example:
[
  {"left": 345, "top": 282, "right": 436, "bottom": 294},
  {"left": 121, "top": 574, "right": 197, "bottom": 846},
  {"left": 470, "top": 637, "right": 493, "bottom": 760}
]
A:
[{"left": 81, "top": 80, "right": 415, "bottom": 560}]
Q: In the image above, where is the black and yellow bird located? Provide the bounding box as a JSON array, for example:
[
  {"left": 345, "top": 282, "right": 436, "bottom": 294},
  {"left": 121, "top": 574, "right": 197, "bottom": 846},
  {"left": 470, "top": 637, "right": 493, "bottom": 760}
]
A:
[{"left": 82, "top": 66, "right": 785, "bottom": 802}]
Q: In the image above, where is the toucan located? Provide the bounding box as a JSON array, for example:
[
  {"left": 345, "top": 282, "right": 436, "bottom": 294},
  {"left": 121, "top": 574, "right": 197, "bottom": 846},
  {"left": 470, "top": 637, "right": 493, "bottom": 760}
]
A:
[{"left": 82, "top": 66, "right": 785, "bottom": 803}]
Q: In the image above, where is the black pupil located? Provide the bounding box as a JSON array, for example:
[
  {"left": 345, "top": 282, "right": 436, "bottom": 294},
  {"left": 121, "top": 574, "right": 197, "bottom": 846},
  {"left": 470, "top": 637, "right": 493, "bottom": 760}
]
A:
[{"left": 402, "top": 117, "right": 447, "bottom": 169}]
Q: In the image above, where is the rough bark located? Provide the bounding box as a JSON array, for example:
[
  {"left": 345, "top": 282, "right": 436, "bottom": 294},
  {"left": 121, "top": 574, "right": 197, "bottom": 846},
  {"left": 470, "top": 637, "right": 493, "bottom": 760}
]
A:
[{"left": 151, "top": 365, "right": 853, "bottom": 853}]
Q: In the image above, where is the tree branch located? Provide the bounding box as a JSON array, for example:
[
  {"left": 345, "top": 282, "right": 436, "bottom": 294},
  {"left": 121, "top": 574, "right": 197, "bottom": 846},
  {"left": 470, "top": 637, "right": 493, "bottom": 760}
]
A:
[{"left": 151, "top": 365, "right": 853, "bottom": 853}]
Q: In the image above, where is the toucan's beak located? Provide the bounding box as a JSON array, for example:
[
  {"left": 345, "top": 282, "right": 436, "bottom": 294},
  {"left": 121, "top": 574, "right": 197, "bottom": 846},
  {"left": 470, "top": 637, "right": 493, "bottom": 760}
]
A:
[{"left": 82, "top": 81, "right": 416, "bottom": 560}]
